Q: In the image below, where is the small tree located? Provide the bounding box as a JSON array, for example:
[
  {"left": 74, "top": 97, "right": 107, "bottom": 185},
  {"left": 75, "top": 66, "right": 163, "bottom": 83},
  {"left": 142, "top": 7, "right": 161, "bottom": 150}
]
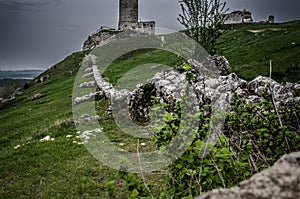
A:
[{"left": 178, "top": 0, "right": 228, "bottom": 55}]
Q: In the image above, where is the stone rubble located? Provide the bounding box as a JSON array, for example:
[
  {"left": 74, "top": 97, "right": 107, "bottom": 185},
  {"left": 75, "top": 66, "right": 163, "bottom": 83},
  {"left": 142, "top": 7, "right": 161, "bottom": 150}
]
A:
[
  {"left": 74, "top": 91, "right": 103, "bottom": 105},
  {"left": 76, "top": 128, "right": 102, "bottom": 143},
  {"left": 79, "top": 81, "right": 96, "bottom": 88},
  {"left": 74, "top": 114, "right": 100, "bottom": 126}
]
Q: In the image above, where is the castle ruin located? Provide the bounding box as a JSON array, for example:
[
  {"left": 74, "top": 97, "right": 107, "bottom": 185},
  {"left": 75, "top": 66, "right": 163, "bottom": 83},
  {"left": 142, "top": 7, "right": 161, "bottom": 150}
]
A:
[
  {"left": 83, "top": 0, "right": 155, "bottom": 50},
  {"left": 224, "top": 10, "right": 253, "bottom": 24}
]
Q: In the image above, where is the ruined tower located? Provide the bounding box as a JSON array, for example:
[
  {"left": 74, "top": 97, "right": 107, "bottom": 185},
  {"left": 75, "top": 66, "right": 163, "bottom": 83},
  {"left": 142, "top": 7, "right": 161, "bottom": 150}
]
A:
[
  {"left": 82, "top": 0, "right": 155, "bottom": 50},
  {"left": 119, "top": 0, "right": 138, "bottom": 29},
  {"left": 118, "top": 0, "right": 155, "bottom": 34}
]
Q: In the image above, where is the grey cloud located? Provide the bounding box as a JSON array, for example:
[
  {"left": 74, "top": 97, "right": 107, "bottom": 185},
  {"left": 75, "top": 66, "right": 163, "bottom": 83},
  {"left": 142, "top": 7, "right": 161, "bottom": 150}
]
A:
[{"left": 0, "top": 0, "right": 61, "bottom": 13}]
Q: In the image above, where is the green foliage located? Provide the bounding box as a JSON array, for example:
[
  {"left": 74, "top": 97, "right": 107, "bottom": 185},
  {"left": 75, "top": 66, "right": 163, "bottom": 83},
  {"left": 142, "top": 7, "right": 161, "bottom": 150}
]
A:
[
  {"left": 178, "top": 0, "right": 228, "bottom": 54},
  {"left": 151, "top": 89, "right": 299, "bottom": 198},
  {"left": 115, "top": 172, "right": 151, "bottom": 199},
  {"left": 152, "top": 104, "right": 251, "bottom": 198},
  {"left": 226, "top": 93, "right": 300, "bottom": 169}
]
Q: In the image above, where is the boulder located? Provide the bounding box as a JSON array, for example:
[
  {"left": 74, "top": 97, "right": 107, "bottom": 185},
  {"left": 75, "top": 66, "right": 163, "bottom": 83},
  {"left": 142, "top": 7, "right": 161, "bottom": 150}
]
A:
[{"left": 195, "top": 151, "right": 300, "bottom": 199}]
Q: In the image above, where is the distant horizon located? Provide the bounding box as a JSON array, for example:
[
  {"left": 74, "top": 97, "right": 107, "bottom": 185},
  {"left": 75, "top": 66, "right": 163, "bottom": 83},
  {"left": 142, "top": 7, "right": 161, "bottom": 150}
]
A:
[
  {"left": 0, "top": 68, "right": 45, "bottom": 72},
  {"left": 0, "top": 70, "right": 43, "bottom": 82}
]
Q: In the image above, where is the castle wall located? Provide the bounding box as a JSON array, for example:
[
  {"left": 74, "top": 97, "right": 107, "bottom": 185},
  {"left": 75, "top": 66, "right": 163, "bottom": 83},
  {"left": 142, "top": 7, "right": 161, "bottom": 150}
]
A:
[
  {"left": 137, "top": 21, "right": 155, "bottom": 35},
  {"left": 119, "top": 21, "right": 155, "bottom": 34}
]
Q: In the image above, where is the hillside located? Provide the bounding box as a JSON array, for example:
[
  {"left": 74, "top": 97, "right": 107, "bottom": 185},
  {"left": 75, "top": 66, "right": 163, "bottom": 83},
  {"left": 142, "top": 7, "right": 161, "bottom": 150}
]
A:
[
  {"left": 217, "top": 20, "right": 300, "bottom": 82},
  {"left": 0, "top": 21, "right": 299, "bottom": 198}
]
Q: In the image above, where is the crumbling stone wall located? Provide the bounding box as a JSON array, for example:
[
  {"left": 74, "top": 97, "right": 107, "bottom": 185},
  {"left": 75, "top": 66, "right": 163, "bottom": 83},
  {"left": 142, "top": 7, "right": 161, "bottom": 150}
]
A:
[{"left": 82, "top": 29, "right": 121, "bottom": 51}]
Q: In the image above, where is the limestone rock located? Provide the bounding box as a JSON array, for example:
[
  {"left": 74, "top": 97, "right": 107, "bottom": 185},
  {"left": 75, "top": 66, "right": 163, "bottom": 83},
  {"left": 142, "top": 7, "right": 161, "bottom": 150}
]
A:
[
  {"left": 80, "top": 81, "right": 96, "bottom": 88},
  {"left": 28, "top": 93, "right": 45, "bottom": 101},
  {"left": 247, "top": 76, "right": 299, "bottom": 105},
  {"left": 210, "top": 55, "right": 231, "bottom": 76},
  {"left": 195, "top": 151, "right": 300, "bottom": 199},
  {"left": 74, "top": 92, "right": 103, "bottom": 105}
]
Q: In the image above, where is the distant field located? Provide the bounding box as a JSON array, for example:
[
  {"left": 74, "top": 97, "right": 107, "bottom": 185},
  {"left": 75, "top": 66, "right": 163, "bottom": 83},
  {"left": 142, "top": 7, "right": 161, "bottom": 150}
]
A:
[{"left": 0, "top": 70, "right": 44, "bottom": 86}]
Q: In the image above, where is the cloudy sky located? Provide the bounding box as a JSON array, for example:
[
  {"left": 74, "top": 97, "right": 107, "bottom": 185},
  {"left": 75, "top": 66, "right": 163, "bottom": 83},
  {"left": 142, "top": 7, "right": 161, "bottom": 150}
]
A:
[{"left": 0, "top": 0, "right": 299, "bottom": 70}]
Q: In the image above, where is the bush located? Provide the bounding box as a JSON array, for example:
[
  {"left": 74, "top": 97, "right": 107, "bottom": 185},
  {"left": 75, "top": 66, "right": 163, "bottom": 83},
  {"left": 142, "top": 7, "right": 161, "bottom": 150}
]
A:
[{"left": 152, "top": 92, "right": 299, "bottom": 198}]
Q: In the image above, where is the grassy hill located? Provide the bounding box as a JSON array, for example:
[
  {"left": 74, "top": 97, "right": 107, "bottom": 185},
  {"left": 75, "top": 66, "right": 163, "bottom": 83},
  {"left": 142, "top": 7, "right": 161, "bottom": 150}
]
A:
[
  {"left": 0, "top": 21, "right": 299, "bottom": 198},
  {"left": 217, "top": 20, "right": 300, "bottom": 82}
]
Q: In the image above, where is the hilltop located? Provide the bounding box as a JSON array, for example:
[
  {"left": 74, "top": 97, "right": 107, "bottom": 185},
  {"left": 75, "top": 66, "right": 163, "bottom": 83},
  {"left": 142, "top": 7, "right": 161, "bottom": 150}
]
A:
[{"left": 0, "top": 20, "right": 299, "bottom": 198}]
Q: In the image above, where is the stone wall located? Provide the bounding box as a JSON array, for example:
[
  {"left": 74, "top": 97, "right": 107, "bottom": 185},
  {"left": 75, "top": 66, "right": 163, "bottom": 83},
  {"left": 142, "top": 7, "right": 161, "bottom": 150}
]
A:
[
  {"left": 119, "top": 21, "right": 155, "bottom": 34},
  {"left": 89, "top": 55, "right": 299, "bottom": 127}
]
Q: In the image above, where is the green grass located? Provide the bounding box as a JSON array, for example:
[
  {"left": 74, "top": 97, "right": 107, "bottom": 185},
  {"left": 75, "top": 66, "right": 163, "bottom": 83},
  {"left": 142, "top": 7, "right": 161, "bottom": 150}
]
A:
[
  {"left": 0, "top": 51, "right": 128, "bottom": 198},
  {"left": 0, "top": 51, "right": 165, "bottom": 198},
  {"left": 217, "top": 20, "right": 300, "bottom": 82},
  {"left": 102, "top": 48, "right": 184, "bottom": 87}
]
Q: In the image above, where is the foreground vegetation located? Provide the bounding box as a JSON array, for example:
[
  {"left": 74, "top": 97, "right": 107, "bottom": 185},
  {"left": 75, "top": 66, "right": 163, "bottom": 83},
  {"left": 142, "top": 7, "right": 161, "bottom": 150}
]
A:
[{"left": 0, "top": 21, "right": 299, "bottom": 198}]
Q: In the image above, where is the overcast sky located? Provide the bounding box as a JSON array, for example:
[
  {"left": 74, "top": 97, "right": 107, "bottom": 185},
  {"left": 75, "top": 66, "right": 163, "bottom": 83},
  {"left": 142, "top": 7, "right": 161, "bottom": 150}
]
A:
[{"left": 0, "top": 0, "right": 299, "bottom": 70}]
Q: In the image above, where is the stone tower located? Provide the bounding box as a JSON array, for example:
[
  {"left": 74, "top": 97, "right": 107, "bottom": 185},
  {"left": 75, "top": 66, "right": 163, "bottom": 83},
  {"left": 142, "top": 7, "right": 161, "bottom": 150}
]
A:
[{"left": 119, "top": 0, "right": 138, "bottom": 29}]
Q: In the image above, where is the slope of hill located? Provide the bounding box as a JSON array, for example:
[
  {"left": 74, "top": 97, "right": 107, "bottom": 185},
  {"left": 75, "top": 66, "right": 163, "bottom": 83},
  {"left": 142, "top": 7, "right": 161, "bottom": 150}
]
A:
[
  {"left": 0, "top": 51, "right": 126, "bottom": 198},
  {"left": 217, "top": 20, "right": 300, "bottom": 82}
]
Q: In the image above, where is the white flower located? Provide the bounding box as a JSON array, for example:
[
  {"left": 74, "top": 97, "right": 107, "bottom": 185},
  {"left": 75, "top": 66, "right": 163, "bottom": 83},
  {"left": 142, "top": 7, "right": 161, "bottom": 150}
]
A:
[{"left": 14, "top": 145, "right": 21, "bottom": 149}]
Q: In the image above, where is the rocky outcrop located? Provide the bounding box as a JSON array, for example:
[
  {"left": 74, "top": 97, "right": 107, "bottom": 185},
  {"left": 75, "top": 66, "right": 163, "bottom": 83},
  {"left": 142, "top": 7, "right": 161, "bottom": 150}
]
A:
[
  {"left": 82, "top": 29, "right": 121, "bottom": 51},
  {"left": 195, "top": 151, "right": 300, "bottom": 199}
]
